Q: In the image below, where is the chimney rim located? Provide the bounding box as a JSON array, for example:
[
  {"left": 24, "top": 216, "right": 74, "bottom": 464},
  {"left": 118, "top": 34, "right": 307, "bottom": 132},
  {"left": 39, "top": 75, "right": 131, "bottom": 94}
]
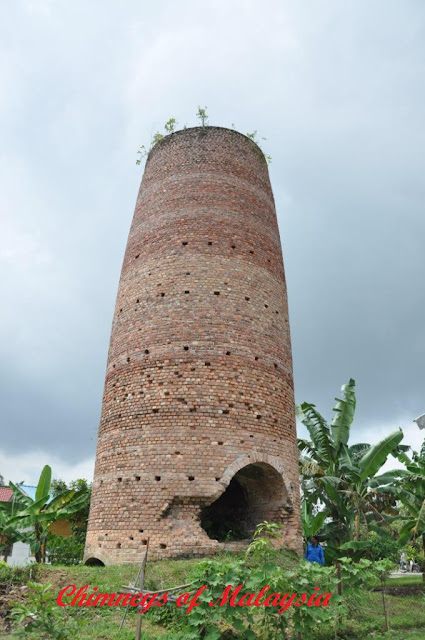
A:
[{"left": 146, "top": 125, "right": 267, "bottom": 165}]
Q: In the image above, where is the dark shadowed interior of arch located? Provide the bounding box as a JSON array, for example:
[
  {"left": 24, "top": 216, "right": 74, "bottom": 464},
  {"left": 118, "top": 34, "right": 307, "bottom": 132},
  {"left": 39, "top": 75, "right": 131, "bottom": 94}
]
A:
[
  {"left": 85, "top": 557, "right": 105, "bottom": 566},
  {"left": 200, "top": 462, "right": 288, "bottom": 542}
]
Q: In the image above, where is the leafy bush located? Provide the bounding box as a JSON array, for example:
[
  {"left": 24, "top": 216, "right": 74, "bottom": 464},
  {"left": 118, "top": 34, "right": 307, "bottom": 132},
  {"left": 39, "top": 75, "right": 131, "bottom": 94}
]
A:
[
  {"left": 10, "top": 582, "right": 80, "bottom": 639},
  {"left": 46, "top": 534, "right": 84, "bottom": 566},
  {"left": 148, "top": 523, "right": 377, "bottom": 640},
  {"left": 367, "top": 531, "right": 400, "bottom": 562},
  {"left": 47, "top": 477, "right": 91, "bottom": 565}
]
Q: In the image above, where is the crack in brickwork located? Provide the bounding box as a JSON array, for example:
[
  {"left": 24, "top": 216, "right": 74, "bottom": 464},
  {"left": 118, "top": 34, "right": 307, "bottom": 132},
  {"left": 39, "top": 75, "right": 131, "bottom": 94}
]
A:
[{"left": 84, "top": 127, "right": 302, "bottom": 564}]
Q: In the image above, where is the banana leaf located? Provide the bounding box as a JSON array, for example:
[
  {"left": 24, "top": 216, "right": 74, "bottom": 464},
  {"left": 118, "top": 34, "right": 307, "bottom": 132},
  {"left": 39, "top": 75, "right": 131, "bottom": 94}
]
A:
[
  {"left": 331, "top": 379, "right": 356, "bottom": 449},
  {"left": 296, "top": 403, "right": 335, "bottom": 465},
  {"left": 35, "top": 465, "right": 52, "bottom": 503},
  {"left": 359, "top": 429, "right": 403, "bottom": 480}
]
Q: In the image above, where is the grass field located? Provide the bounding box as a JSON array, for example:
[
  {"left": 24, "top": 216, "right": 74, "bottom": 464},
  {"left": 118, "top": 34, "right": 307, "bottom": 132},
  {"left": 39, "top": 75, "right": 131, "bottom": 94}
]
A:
[
  {"left": 2, "top": 554, "right": 425, "bottom": 639},
  {"left": 387, "top": 574, "right": 425, "bottom": 586}
]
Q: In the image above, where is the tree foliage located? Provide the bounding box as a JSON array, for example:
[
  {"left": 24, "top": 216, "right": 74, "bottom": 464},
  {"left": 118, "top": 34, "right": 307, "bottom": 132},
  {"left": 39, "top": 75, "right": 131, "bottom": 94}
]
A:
[
  {"left": 298, "top": 379, "right": 404, "bottom": 557},
  {"left": 0, "top": 466, "right": 87, "bottom": 563}
]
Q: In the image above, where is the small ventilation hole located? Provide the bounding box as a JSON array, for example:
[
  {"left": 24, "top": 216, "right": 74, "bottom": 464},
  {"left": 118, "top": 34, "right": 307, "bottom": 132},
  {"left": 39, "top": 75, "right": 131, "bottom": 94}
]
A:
[
  {"left": 205, "top": 362, "right": 211, "bottom": 366},
  {"left": 118, "top": 477, "right": 122, "bottom": 482},
  {"left": 160, "top": 543, "right": 167, "bottom": 549},
  {"left": 183, "top": 346, "right": 189, "bottom": 351},
  {"left": 186, "top": 272, "right": 190, "bottom": 275},
  {"left": 184, "top": 291, "right": 190, "bottom": 294},
  {"left": 145, "top": 349, "right": 150, "bottom": 354},
  {"left": 249, "top": 435, "right": 254, "bottom": 438},
  {"left": 152, "top": 408, "right": 159, "bottom": 413},
  {"left": 207, "top": 241, "right": 212, "bottom": 246},
  {"left": 127, "top": 357, "right": 130, "bottom": 362},
  {"left": 214, "top": 291, "right": 220, "bottom": 295},
  {"left": 245, "top": 297, "right": 250, "bottom": 301},
  {"left": 256, "top": 414, "right": 262, "bottom": 420},
  {"left": 161, "top": 292, "right": 165, "bottom": 297},
  {"left": 188, "top": 476, "right": 195, "bottom": 481},
  {"left": 264, "top": 303, "right": 269, "bottom": 308},
  {"left": 136, "top": 298, "right": 140, "bottom": 303},
  {"left": 222, "top": 409, "right": 229, "bottom": 415},
  {"left": 249, "top": 250, "right": 254, "bottom": 255},
  {"left": 175, "top": 451, "right": 180, "bottom": 455},
  {"left": 117, "top": 543, "right": 121, "bottom": 548},
  {"left": 255, "top": 356, "right": 259, "bottom": 361},
  {"left": 218, "top": 441, "right": 224, "bottom": 445},
  {"left": 231, "top": 245, "right": 236, "bottom": 249},
  {"left": 135, "top": 254, "right": 140, "bottom": 259},
  {"left": 142, "top": 539, "right": 147, "bottom": 544},
  {"left": 135, "top": 476, "right": 141, "bottom": 481},
  {"left": 155, "top": 476, "right": 161, "bottom": 481},
  {"left": 130, "top": 536, "right": 134, "bottom": 540},
  {"left": 182, "top": 241, "right": 188, "bottom": 246},
  {"left": 139, "top": 529, "right": 144, "bottom": 533},
  {"left": 226, "top": 351, "right": 231, "bottom": 356},
  {"left": 215, "top": 477, "right": 220, "bottom": 481}
]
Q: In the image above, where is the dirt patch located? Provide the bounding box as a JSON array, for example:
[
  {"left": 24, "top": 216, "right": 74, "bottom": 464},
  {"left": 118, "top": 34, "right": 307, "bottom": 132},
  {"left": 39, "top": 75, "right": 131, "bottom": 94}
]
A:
[
  {"left": 38, "top": 567, "right": 73, "bottom": 590},
  {"left": 0, "top": 582, "right": 28, "bottom": 634},
  {"left": 374, "top": 584, "right": 425, "bottom": 596}
]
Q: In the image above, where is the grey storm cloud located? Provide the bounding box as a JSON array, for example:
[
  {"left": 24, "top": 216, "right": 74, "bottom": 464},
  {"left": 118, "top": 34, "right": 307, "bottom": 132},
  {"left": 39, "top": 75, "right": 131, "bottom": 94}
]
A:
[{"left": 0, "top": 0, "right": 424, "bottom": 475}]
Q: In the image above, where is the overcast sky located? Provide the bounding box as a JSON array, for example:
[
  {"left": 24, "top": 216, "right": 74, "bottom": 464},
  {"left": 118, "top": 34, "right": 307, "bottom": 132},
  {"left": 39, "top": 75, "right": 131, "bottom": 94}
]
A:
[{"left": 1, "top": 0, "right": 424, "bottom": 485}]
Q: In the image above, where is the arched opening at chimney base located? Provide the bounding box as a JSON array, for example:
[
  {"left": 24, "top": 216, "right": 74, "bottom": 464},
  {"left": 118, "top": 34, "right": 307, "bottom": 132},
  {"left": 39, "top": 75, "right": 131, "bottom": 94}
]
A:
[
  {"left": 85, "top": 557, "right": 105, "bottom": 567},
  {"left": 200, "top": 462, "right": 288, "bottom": 542}
]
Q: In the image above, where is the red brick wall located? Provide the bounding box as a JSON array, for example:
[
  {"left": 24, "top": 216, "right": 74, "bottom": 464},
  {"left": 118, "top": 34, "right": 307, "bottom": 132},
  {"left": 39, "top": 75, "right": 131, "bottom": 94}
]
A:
[{"left": 84, "top": 127, "right": 302, "bottom": 564}]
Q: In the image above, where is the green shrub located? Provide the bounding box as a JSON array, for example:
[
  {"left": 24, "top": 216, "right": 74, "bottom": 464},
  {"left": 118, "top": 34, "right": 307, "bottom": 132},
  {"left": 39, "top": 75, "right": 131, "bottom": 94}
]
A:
[
  {"left": 47, "top": 534, "right": 84, "bottom": 566},
  {"left": 367, "top": 531, "right": 400, "bottom": 562},
  {"left": 10, "top": 582, "right": 80, "bottom": 639}
]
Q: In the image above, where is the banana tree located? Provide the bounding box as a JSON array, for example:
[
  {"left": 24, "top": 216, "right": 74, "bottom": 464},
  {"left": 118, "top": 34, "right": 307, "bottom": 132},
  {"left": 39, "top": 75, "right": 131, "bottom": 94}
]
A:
[
  {"left": 298, "top": 379, "right": 404, "bottom": 545},
  {"left": 337, "top": 429, "right": 404, "bottom": 540},
  {"left": 298, "top": 379, "right": 357, "bottom": 546},
  {"left": 1, "top": 465, "right": 87, "bottom": 562}
]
